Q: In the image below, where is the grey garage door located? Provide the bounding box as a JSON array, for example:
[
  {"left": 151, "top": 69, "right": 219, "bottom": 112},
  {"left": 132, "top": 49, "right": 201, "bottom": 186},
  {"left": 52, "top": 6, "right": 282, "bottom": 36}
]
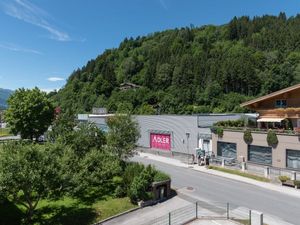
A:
[
  {"left": 287, "top": 149, "right": 300, "bottom": 170},
  {"left": 248, "top": 145, "right": 272, "bottom": 165},
  {"left": 217, "top": 141, "right": 237, "bottom": 158}
]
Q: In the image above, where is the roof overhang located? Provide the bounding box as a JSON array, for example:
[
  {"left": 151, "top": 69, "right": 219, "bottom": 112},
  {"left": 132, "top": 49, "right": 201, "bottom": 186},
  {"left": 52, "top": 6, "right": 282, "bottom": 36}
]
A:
[{"left": 240, "top": 83, "right": 300, "bottom": 108}]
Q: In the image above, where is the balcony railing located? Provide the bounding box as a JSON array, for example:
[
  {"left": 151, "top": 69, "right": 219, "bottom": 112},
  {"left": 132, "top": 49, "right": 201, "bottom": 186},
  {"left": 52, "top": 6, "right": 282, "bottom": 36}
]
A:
[{"left": 257, "top": 107, "right": 300, "bottom": 118}]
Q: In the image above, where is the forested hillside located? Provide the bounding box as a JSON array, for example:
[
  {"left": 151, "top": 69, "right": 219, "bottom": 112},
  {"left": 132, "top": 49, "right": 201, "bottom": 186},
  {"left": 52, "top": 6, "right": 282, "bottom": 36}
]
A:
[
  {"left": 53, "top": 13, "right": 300, "bottom": 114},
  {"left": 0, "top": 88, "right": 13, "bottom": 109}
]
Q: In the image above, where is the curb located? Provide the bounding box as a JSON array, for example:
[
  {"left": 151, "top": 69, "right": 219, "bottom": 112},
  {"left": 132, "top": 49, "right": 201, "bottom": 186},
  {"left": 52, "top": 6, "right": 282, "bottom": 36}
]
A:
[{"left": 93, "top": 206, "right": 141, "bottom": 225}]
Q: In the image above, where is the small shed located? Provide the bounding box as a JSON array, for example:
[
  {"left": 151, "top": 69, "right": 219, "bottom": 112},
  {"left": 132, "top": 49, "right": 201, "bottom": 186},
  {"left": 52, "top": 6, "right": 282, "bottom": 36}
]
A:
[{"left": 152, "top": 179, "right": 171, "bottom": 201}]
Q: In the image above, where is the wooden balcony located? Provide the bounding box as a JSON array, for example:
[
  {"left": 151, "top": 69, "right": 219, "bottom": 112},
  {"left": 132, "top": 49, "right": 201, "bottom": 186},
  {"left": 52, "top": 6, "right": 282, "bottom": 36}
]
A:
[{"left": 257, "top": 107, "right": 300, "bottom": 119}]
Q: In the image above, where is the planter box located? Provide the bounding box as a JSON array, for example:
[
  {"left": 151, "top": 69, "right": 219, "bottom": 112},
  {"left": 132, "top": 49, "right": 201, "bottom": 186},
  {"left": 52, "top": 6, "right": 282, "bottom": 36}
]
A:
[{"left": 282, "top": 180, "right": 299, "bottom": 189}]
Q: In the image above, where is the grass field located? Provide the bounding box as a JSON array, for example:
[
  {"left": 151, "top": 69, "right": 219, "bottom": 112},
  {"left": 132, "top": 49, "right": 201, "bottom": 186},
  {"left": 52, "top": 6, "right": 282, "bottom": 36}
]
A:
[
  {"left": 0, "top": 196, "right": 137, "bottom": 225},
  {"left": 0, "top": 128, "right": 11, "bottom": 137},
  {"left": 208, "top": 165, "right": 270, "bottom": 182}
]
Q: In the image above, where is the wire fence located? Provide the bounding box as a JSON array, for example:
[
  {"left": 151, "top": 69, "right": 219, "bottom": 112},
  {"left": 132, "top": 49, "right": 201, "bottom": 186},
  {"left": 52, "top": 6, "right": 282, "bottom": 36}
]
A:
[{"left": 142, "top": 201, "right": 250, "bottom": 225}]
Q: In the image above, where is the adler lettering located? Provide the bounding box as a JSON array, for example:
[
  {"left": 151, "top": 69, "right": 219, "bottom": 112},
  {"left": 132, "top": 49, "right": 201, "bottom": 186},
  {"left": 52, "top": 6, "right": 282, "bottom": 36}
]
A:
[
  {"left": 153, "top": 136, "right": 169, "bottom": 144},
  {"left": 150, "top": 133, "right": 171, "bottom": 150}
]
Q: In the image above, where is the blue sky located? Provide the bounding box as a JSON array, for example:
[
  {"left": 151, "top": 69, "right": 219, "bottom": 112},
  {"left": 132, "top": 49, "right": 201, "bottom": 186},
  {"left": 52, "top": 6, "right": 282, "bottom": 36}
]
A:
[{"left": 0, "top": 0, "right": 299, "bottom": 92}]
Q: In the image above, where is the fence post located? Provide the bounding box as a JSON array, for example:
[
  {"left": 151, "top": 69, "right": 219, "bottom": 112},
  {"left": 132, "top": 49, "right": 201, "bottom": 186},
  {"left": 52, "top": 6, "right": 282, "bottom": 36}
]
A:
[
  {"left": 169, "top": 212, "right": 171, "bottom": 225},
  {"left": 249, "top": 210, "right": 251, "bottom": 225},
  {"left": 196, "top": 202, "right": 198, "bottom": 219},
  {"left": 227, "top": 203, "right": 229, "bottom": 219}
]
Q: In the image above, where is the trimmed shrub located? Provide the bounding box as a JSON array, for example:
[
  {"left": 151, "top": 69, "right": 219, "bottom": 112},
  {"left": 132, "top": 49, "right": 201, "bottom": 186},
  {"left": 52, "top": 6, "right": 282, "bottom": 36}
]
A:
[
  {"left": 267, "top": 129, "right": 278, "bottom": 146},
  {"left": 278, "top": 175, "right": 290, "bottom": 183},
  {"left": 213, "top": 119, "right": 245, "bottom": 128},
  {"left": 243, "top": 129, "right": 253, "bottom": 144}
]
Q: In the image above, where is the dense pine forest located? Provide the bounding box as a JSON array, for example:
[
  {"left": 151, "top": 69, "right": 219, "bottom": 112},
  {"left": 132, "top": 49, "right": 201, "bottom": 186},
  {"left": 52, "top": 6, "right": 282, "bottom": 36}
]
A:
[{"left": 52, "top": 13, "right": 300, "bottom": 114}]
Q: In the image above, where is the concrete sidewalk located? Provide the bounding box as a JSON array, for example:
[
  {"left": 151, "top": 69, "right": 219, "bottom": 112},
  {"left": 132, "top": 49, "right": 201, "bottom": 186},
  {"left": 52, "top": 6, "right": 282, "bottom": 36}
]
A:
[{"left": 138, "top": 152, "right": 300, "bottom": 199}]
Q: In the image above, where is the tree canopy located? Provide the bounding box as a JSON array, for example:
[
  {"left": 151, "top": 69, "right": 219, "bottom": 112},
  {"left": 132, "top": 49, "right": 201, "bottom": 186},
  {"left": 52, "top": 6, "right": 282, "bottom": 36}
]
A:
[
  {"left": 0, "top": 143, "right": 63, "bottom": 222},
  {"left": 107, "top": 114, "right": 140, "bottom": 159},
  {"left": 5, "top": 88, "right": 55, "bottom": 140},
  {"left": 53, "top": 13, "right": 300, "bottom": 114}
]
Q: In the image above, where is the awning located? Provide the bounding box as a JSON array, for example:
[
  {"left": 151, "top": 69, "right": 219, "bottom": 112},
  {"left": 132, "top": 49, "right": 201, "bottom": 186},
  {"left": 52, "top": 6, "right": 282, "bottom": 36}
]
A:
[{"left": 257, "top": 118, "right": 285, "bottom": 123}]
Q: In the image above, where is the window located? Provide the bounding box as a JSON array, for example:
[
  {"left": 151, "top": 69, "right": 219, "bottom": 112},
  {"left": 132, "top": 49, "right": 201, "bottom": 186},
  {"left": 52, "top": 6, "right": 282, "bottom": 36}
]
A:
[
  {"left": 275, "top": 99, "right": 287, "bottom": 108},
  {"left": 217, "top": 142, "right": 236, "bottom": 158},
  {"left": 248, "top": 145, "right": 272, "bottom": 165},
  {"left": 286, "top": 149, "right": 300, "bottom": 170}
]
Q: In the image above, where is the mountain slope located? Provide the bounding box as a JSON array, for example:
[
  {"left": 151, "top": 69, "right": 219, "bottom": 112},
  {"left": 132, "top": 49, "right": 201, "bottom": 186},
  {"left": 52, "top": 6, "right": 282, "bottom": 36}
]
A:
[
  {"left": 53, "top": 13, "right": 300, "bottom": 114},
  {"left": 0, "top": 88, "right": 13, "bottom": 109}
]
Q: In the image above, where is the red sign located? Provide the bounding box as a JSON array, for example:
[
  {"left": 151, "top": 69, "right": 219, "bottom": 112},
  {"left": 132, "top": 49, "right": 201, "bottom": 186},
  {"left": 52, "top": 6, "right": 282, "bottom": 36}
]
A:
[{"left": 150, "top": 133, "right": 171, "bottom": 150}]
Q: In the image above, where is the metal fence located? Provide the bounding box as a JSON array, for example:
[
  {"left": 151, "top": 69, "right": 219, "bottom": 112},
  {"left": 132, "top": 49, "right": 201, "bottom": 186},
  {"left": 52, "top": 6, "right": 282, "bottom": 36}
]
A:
[
  {"left": 142, "top": 201, "right": 250, "bottom": 225},
  {"left": 138, "top": 148, "right": 300, "bottom": 180},
  {"left": 210, "top": 157, "right": 300, "bottom": 180}
]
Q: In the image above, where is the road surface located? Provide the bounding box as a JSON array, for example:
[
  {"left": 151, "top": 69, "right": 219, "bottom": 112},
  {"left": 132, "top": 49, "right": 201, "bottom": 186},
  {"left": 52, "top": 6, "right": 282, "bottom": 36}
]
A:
[{"left": 132, "top": 155, "right": 300, "bottom": 225}]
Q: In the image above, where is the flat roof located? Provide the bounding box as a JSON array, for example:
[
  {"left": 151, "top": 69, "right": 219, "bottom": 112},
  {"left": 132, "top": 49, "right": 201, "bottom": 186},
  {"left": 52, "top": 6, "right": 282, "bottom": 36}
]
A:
[{"left": 240, "top": 83, "right": 300, "bottom": 107}]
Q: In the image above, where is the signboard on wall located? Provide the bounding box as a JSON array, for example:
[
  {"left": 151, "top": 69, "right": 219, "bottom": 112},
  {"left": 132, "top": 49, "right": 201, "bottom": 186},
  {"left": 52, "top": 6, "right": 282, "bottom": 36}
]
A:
[{"left": 150, "top": 133, "right": 171, "bottom": 150}]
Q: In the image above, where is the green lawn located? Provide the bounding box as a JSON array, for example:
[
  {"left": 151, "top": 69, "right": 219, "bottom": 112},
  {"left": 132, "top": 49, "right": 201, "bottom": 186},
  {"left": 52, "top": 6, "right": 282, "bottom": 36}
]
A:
[
  {"left": 208, "top": 165, "right": 270, "bottom": 182},
  {"left": 0, "top": 128, "right": 11, "bottom": 137},
  {"left": 0, "top": 196, "right": 137, "bottom": 225}
]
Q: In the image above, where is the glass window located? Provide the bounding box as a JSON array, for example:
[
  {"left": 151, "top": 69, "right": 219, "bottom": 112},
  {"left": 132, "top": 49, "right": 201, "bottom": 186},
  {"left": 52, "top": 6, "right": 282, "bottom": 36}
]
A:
[
  {"left": 248, "top": 145, "right": 272, "bottom": 165},
  {"left": 275, "top": 99, "right": 287, "bottom": 108},
  {"left": 286, "top": 149, "right": 300, "bottom": 169},
  {"left": 217, "top": 142, "right": 236, "bottom": 158}
]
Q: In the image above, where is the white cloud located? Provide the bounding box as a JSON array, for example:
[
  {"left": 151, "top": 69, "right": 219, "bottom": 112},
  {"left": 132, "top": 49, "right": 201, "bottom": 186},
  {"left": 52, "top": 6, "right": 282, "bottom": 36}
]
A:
[
  {"left": 1, "top": 0, "right": 71, "bottom": 41},
  {"left": 47, "top": 77, "right": 65, "bottom": 82},
  {"left": 0, "top": 42, "right": 42, "bottom": 54}
]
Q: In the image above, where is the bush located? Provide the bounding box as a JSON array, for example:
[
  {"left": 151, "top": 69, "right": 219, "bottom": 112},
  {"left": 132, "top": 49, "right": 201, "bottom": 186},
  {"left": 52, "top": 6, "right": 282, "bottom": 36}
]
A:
[
  {"left": 267, "top": 129, "right": 278, "bottom": 146},
  {"left": 114, "top": 185, "right": 126, "bottom": 198},
  {"left": 213, "top": 119, "right": 245, "bottom": 128},
  {"left": 278, "top": 175, "right": 290, "bottom": 183},
  {"left": 128, "top": 165, "right": 155, "bottom": 203},
  {"left": 243, "top": 129, "right": 253, "bottom": 144},
  {"left": 216, "top": 127, "right": 224, "bottom": 138},
  {"left": 153, "top": 171, "right": 170, "bottom": 182},
  {"left": 207, "top": 165, "right": 213, "bottom": 169},
  {"left": 123, "top": 162, "right": 145, "bottom": 192},
  {"left": 294, "top": 180, "right": 300, "bottom": 187}
]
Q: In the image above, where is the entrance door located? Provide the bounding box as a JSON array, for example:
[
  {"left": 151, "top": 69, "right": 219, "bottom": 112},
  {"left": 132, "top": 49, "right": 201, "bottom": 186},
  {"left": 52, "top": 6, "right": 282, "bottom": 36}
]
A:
[{"left": 203, "top": 140, "right": 210, "bottom": 155}]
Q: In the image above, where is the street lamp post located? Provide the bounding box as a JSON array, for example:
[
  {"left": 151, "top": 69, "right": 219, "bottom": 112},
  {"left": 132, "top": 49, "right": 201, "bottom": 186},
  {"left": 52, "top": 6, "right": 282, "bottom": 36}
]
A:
[{"left": 186, "top": 132, "right": 190, "bottom": 164}]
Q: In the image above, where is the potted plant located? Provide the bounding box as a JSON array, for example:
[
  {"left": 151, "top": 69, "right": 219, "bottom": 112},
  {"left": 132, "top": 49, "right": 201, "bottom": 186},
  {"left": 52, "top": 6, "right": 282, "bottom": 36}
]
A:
[
  {"left": 267, "top": 129, "right": 278, "bottom": 147},
  {"left": 243, "top": 129, "right": 253, "bottom": 144}
]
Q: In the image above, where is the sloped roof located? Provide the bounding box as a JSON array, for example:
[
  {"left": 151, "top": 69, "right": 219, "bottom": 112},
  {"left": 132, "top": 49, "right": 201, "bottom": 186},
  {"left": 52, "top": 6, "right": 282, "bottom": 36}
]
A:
[{"left": 240, "top": 83, "right": 300, "bottom": 107}]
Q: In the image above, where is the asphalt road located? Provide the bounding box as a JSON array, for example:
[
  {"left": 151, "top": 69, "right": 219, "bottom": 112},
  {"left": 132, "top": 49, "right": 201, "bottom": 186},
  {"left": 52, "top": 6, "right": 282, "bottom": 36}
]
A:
[{"left": 132, "top": 155, "right": 300, "bottom": 225}]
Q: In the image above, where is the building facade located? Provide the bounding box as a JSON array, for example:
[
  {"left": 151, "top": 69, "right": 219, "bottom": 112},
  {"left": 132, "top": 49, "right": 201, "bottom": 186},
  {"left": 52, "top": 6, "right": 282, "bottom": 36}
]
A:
[
  {"left": 79, "top": 113, "right": 243, "bottom": 157},
  {"left": 212, "top": 83, "right": 300, "bottom": 170}
]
